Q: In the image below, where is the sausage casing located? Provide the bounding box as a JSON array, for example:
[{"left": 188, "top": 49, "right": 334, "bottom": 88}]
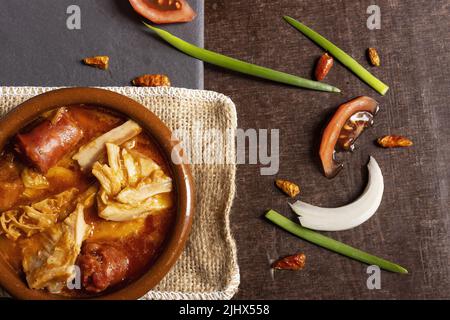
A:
[{"left": 16, "top": 108, "right": 84, "bottom": 173}]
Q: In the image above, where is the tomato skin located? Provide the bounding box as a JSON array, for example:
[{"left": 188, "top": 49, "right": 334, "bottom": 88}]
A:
[
  {"left": 129, "top": 0, "right": 196, "bottom": 24},
  {"left": 319, "top": 96, "right": 379, "bottom": 179}
]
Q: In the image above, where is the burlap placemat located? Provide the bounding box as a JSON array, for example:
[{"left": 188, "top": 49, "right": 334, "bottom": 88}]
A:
[{"left": 0, "top": 86, "right": 239, "bottom": 300}]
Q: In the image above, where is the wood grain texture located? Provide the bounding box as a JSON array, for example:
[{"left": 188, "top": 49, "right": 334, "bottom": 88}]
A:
[{"left": 204, "top": 0, "right": 450, "bottom": 299}]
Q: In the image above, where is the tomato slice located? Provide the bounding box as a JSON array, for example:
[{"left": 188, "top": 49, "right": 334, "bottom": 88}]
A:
[
  {"left": 129, "top": 0, "right": 196, "bottom": 24},
  {"left": 319, "top": 96, "right": 379, "bottom": 179}
]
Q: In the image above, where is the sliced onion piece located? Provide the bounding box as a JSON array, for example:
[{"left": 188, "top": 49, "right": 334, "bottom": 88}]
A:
[{"left": 290, "top": 156, "right": 384, "bottom": 231}]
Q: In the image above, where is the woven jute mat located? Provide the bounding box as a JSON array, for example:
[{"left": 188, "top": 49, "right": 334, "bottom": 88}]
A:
[{"left": 0, "top": 86, "right": 239, "bottom": 300}]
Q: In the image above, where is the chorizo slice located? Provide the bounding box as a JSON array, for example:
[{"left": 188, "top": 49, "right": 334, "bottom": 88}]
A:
[
  {"left": 15, "top": 108, "right": 84, "bottom": 173},
  {"left": 78, "top": 242, "right": 129, "bottom": 293}
]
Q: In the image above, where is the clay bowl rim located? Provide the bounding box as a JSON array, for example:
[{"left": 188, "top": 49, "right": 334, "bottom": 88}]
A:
[{"left": 0, "top": 87, "right": 195, "bottom": 300}]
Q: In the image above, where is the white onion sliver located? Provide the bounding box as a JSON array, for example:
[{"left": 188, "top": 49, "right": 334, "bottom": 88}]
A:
[{"left": 290, "top": 156, "right": 384, "bottom": 231}]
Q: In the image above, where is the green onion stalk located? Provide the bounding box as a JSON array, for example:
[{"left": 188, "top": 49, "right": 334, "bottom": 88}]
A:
[
  {"left": 265, "top": 209, "right": 408, "bottom": 273},
  {"left": 143, "top": 23, "right": 341, "bottom": 93},
  {"left": 283, "top": 16, "right": 389, "bottom": 95}
]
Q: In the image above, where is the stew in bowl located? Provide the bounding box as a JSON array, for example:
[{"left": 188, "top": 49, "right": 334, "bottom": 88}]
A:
[{"left": 0, "top": 88, "right": 194, "bottom": 299}]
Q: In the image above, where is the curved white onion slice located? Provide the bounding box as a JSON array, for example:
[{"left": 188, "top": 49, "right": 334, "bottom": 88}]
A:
[{"left": 290, "top": 156, "right": 384, "bottom": 231}]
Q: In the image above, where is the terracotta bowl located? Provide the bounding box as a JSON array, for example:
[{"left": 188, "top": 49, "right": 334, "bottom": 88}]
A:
[{"left": 0, "top": 87, "right": 195, "bottom": 300}]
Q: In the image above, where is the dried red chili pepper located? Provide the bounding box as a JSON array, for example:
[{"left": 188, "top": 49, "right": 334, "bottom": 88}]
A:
[
  {"left": 82, "top": 56, "right": 109, "bottom": 70},
  {"left": 367, "top": 48, "right": 381, "bottom": 67},
  {"left": 272, "top": 253, "right": 306, "bottom": 270},
  {"left": 132, "top": 74, "right": 171, "bottom": 87},
  {"left": 275, "top": 179, "right": 300, "bottom": 198},
  {"left": 377, "top": 135, "right": 413, "bottom": 148},
  {"left": 315, "top": 53, "right": 334, "bottom": 81}
]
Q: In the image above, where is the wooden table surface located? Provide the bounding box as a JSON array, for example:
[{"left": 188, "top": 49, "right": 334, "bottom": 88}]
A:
[{"left": 204, "top": 0, "right": 450, "bottom": 299}]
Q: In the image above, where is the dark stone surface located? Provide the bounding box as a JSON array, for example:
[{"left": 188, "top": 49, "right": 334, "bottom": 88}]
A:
[
  {"left": 0, "top": 0, "right": 204, "bottom": 88},
  {"left": 204, "top": 0, "right": 450, "bottom": 299}
]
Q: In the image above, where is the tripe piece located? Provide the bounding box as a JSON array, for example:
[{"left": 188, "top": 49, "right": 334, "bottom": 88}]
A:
[
  {"left": 0, "top": 188, "right": 79, "bottom": 240},
  {"left": 73, "top": 120, "right": 142, "bottom": 171},
  {"left": 91, "top": 143, "right": 172, "bottom": 222},
  {"left": 22, "top": 204, "right": 91, "bottom": 293}
]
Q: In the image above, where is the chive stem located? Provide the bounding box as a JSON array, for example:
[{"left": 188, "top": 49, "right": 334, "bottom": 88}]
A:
[
  {"left": 265, "top": 209, "right": 408, "bottom": 274},
  {"left": 143, "top": 22, "right": 341, "bottom": 93},
  {"left": 283, "top": 16, "right": 389, "bottom": 95}
]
